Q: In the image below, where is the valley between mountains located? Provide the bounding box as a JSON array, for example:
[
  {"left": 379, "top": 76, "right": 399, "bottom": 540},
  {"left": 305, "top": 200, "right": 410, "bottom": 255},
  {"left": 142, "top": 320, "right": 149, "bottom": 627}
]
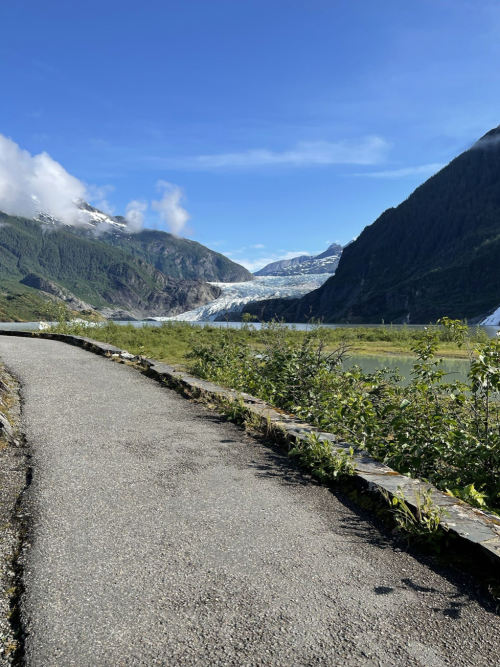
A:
[{"left": 2, "top": 124, "right": 500, "bottom": 325}]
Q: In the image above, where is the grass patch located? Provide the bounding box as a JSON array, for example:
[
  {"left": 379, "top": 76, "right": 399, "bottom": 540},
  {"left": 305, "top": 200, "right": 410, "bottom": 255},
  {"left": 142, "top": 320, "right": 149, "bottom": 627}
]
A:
[{"left": 46, "top": 320, "right": 486, "bottom": 365}]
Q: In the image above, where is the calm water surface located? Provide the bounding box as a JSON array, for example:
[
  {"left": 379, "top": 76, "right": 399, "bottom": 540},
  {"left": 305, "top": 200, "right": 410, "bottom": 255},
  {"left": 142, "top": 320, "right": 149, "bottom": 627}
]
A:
[{"left": 346, "top": 354, "right": 470, "bottom": 386}]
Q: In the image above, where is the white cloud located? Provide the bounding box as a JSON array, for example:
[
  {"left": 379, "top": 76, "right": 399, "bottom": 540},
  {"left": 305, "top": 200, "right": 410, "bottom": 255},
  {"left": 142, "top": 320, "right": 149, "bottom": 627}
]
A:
[
  {"left": 0, "top": 133, "right": 91, "bottom": 225},
  {"left": 125, "top": 200, "right": 148, "bottom": 233},
  {"left": 251, "top": 243, "right": 266, "bottom": 249},
  {"left": 152, "top": 181, "right": 190, "bottom": 235},
  {"left": 356, "top": 163, "right": 445, "bottom": 179},
  {"left": 86, "top": 184, "right": 116, "bottom": 215},
  {"left": 190, "top": 137, "right": 391, "bottom": 169},
  {"left": 235, "top": 250, "right": 311, "bottom": 273}
]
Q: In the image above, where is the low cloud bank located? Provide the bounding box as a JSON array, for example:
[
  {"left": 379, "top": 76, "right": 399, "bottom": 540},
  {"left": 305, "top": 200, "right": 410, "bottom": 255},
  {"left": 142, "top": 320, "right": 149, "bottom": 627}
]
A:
[
  {"left": 471, "top": 132, "right": 500, "bottom": 150},
  {"left": 0, "top": 134, "right": 90, "bottom": 225}
]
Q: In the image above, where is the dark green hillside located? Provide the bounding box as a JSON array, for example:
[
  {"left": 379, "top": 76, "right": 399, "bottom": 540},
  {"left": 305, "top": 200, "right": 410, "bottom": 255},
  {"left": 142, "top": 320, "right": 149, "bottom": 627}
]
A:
[
  {"left": 275, "top": 124, "right": 500, "bottom": 323},
  {"left": 0, "top": 212, "right": 158, "bottom": 305},
  {"left": 97, "top": 228, "right": 253, "bottom": 283},
  {"left": 0, "top": 212, "right": 220, "bottom": 319}
]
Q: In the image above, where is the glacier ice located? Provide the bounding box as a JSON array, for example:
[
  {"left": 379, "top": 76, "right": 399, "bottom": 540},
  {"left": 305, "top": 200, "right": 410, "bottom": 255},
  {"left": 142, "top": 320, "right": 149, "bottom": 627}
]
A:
[
  {"left": 480, "top": 305, "right": 500, "bottom": 326},
  {"left": 151, "top": 274, "right": 332, "bottom": 322}
]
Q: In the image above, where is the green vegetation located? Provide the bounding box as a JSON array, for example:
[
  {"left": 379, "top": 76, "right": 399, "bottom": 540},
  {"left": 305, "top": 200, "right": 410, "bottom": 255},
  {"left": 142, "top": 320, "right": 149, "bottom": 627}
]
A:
[
  {"left": 0, "top": 212, "right": 219, "bottom": 318},
  {"left": 183, "top": 318, "right": 500, "bottom": 513},
  {"left": 98, "top": 228, "right": 253, "bottom": 282},
  {"left": 46, "top": 320, "right": 488, "bottom": 365},
  {"left": 49, "top": 320, "right": 201, "bottom": 365},
  {"left": 269, "top": 124, "right": 500, "bottom": 323},
  {"left": 289, "top": 433, "right": 356, "bottom": 482},
  {"left": 0, "top": 212, "right": 164, "bottom": 306},
  {"left": 381, "top": 486, "right": 450, "bottom": 549},
  {"left": 0, "top": 284, "right": 67, "bottom": 322}
]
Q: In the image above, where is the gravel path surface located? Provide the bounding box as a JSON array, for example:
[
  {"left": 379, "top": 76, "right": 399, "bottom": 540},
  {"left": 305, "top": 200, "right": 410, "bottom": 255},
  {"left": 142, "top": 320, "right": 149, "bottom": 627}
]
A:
[{"left": 0, "top": 336, "right": 499, "bottom": 666}]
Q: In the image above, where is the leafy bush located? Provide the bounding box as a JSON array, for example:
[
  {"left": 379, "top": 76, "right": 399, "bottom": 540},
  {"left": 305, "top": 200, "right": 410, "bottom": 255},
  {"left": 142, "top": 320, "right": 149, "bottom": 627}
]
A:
[
  {"left": 381, "top": 486, "right": 450, "bottom": 548},
  {"left": 289, "top": 433, "right": 356, "bottom": 482},
  {"left": 187, "top": 319, "right": 500, "bottom": 512}
]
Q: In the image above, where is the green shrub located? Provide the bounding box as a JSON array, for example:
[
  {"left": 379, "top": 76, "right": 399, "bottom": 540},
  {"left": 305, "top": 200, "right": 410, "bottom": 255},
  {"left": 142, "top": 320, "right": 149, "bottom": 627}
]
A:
[
  {"left": 381, "top": 486, "right": 450, "bottom": 549},
  {"left": 187, "top": 319, "right": 500, "bottom": 513},
  {"left": 289, "top": 433, "right": 356, "bottom": 482}
]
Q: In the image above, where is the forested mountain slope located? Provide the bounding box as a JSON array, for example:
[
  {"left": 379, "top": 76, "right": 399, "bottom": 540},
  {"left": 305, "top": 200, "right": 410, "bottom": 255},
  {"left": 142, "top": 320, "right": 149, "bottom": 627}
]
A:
[
  {"left": 100, "top": 228, "right": 253, "bottom": 283},
  {"left": 266, "top": 124, "right": 500, "bottom": 323},
  {"left": 0, "top": 212, "right": 220, "bottom": 320},
  {"left": 40, "top": 202, "right": 253, "bottom": 283}
]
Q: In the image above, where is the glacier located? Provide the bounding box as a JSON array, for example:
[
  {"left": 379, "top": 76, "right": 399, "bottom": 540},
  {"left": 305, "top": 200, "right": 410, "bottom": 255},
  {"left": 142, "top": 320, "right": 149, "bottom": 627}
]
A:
[
  {"left": 149, "top": 274, "right": 332, "bottom": 322},
  {"left": 480, "top": 305, "right": 500, "bottom": 326}
]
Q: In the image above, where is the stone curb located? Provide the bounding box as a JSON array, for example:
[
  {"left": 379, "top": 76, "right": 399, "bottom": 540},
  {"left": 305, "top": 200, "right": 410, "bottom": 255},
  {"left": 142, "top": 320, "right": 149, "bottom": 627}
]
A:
[{"left": 2, "top": 329, "right": 500, "bottom": 567}]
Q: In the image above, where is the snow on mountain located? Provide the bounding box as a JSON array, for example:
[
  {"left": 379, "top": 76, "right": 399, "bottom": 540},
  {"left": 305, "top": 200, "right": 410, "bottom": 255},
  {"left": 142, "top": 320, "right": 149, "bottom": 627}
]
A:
[
  {"left": 254, "top": 243, "right": 342, "bottom": 277},
  {"left": 480, "top": 305, "right": 500, "bottom": 325},
  {"left": 149, "top": 274, "right": 331, "bottom": 322},
  {"left": 37, "top": 199, "right": 127, "bottom": 232}
]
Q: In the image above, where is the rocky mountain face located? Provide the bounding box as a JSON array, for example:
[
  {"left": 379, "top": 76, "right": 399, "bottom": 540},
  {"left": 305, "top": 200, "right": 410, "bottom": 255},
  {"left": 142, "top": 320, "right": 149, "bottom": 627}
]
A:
[
  {"left": 251, "top": 124, "right": 500, "bottom": 323},
  {"left": 19, "top": 274, "right": 96, "bottom": 313},
  {"left": 103, "top": 229, "right": 253, "bottom": 283},
  {"left": 95, "top": 269, "right": 221, "bottom": 320},
  {"left": 0, "top": 212, "right": 220, "bottom": 320},
  {"left": 39, "top": 201, "right": 253, "bottom": 283},
  {"left": 254, "top": 243, "right": 342, "bottom": 277}
]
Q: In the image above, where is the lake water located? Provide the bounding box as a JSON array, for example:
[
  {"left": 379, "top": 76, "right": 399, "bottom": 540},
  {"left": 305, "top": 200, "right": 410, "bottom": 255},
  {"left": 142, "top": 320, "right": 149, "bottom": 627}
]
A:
[{"left": 346, "top": 353, "right": 470, "bottom": 386}]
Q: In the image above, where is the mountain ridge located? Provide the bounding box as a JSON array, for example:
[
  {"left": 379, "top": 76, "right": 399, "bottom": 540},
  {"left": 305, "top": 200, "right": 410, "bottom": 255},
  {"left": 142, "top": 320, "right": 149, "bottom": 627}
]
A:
[
  {"left": 254, "top": 243, "right": 342, "bottom": 277},
  {"left": 247, "top": 125, "right": 500, "bottom": 323},
  {"left": 39, "top": 201, "right": 253, "bottom": 283},
  {"left": 0, "top": 211, "right": 221, "bottom": 320}
]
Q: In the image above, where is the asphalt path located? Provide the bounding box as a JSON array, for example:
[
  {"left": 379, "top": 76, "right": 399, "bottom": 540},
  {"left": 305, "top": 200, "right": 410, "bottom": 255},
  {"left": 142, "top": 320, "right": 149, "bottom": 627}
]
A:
[{"left": 0, "top": 336, "right": 499, "bottom": 666}]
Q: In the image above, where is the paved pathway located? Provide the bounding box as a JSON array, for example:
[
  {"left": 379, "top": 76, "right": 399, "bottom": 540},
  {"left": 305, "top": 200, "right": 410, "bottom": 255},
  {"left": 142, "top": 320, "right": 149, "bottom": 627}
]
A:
[{"left": 0, "top": 336, "right": 499, "bottom": 666}]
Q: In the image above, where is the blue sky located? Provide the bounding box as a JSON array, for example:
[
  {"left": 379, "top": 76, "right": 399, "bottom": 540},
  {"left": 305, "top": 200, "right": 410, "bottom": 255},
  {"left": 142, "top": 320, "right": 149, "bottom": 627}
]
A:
[{"left": 1, "top": 0, "right": 500, "bottom": 271}]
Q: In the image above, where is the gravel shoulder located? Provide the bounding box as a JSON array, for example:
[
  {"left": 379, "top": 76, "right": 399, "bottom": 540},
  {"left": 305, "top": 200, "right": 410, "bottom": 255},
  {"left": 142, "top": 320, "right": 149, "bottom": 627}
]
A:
[
  {"left": 0, "top": 363, "right": 27, "bottom": 665},
  {"left": 0, "top": 336, "right": 499, "bottom": 666}
]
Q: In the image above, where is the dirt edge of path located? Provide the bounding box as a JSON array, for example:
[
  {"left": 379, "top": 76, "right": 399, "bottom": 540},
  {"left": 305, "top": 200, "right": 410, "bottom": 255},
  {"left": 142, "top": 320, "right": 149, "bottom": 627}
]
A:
[{"left": 0, "top": 363, "right": 30, "bottom": 665}]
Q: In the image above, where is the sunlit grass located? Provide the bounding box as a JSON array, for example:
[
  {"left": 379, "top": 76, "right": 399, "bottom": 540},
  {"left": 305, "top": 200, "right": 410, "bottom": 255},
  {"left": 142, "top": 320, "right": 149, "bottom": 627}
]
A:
[{"left": 48, "top": 320, "right": 484, "bottom": 365}]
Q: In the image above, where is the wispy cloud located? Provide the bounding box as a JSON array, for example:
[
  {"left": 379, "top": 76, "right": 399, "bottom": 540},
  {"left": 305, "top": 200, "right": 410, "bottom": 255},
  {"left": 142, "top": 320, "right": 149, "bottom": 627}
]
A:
[
  {"left": 226, "top": 250, "right": 312, "bottom": 273},
  {"left": 86, "top": 184, "right": 116, "bottom": 215},
  {"left": 142, "top": 136, "right": 392, "bottom": 171},
  {"left": 470, "top": 131, "right": 500, "bottom": 150},
  {"left": 192, "top": 137, "right": 390, "bottom": 169},
  {"left": 356, "top": 163, "right": 445, "bottom": 179}
]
